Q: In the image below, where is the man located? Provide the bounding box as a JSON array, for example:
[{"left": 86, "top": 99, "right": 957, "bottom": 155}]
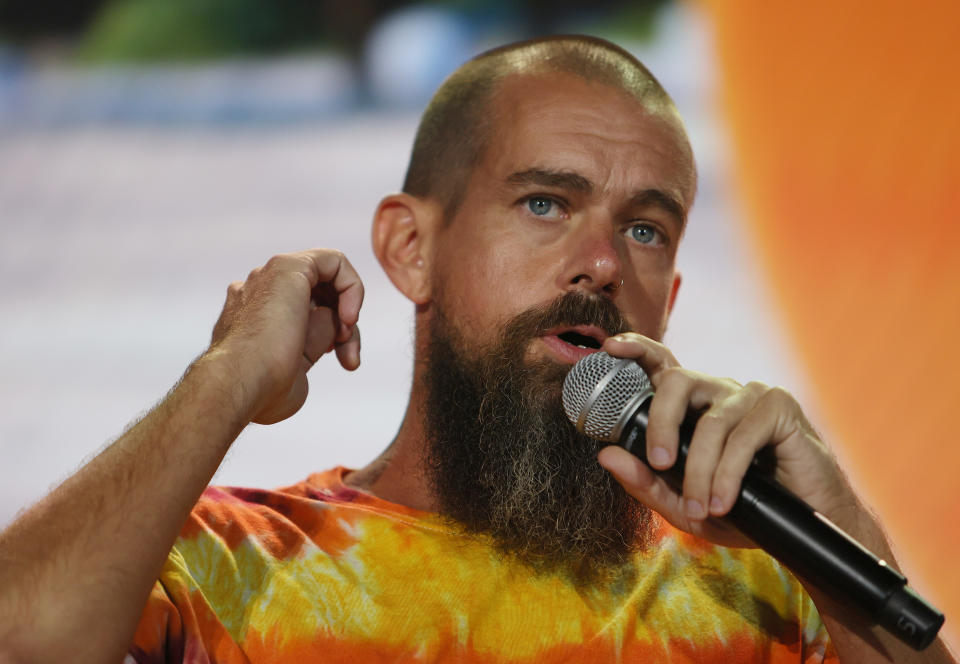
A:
[{"left": 0, "top": 36, "right": 954, "bottom": 663}]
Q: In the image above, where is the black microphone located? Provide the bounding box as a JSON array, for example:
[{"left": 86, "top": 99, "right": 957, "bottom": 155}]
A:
[{"left": 561, "top": 351, "right": 944, "bottom": 651}]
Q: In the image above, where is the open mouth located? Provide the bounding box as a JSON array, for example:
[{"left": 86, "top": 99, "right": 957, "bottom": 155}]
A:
[
  {"left": 556, "top": 330, "right": 603, "bottom": 350},
  {"left": 539, "top": 325, "right": 609, "bottom": 363}
]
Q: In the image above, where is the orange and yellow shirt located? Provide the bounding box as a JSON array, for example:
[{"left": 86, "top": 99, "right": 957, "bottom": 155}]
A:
[{"left": 129, "top": 467, "right": 836, "bottom": 663}]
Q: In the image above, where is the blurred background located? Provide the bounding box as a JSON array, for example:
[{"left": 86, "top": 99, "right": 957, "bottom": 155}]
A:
[{"left": 1, "top": 0, "right": 958, "bottom": 647}]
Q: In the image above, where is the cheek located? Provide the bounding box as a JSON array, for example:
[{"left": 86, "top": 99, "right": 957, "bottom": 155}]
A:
[
  {"left": 435, "top": 241, "right": 540, "bottom": 334},
  {"left": 622, "top": 274, "right": 677, "bottom": 338},
  {"left": 434, "top": 243, "right": 503, "bottom": 319}
]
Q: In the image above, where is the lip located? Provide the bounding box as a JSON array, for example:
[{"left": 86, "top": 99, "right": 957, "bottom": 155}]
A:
[{"left": 538, "top": 325, "right": 609, "bottom": 364}]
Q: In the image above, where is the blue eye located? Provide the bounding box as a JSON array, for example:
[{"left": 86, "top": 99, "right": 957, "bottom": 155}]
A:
[
  {"left": 527, "top": 197, "right": 556, "bottom": 217},
  {"left": 627, "top": 224, "right": 660, "bottom": 245}
]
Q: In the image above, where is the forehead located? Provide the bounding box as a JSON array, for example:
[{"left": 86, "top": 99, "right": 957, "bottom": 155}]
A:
[{"left": 479, "top": 71, "right": 696, "bottom": 208}]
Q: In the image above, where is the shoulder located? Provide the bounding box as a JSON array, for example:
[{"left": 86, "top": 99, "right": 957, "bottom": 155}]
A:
[{"left": 174, "top": 465, "right": 412, "bottom": 566}]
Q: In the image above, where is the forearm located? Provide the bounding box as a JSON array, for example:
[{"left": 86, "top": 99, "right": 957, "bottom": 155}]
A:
[
  {"left": 0, "top": 350, "right": 252, "bottom": 664},
  {"left": 815, "top": 599, "right": 955, "bottom": 664},
  {"left": 808, "top": 566, "right": 956, "bottom": 662},
  {"left": 801, "top": 498, "right": 957, "bottom": 663}
]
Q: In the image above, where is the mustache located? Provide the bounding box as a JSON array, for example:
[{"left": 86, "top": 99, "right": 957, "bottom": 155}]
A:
[{"left": 501, "top": 291, "right": 630, "bottom": 344}]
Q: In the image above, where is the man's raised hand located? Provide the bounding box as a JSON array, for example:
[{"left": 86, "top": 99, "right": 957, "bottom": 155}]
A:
[
  {"left": 0, "top": 248, "right": 364, "bottom": 664},
  {"left": 208, "top": 249, "right": 364, "bottom": 425}
]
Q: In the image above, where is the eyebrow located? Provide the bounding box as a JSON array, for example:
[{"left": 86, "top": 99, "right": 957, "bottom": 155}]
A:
[
  {"left": 630, "top": 189, "right": 687, "bottom": 227},
  {"left": 506, "top": 168, "right": 593, "bottom": 193},
  {"left": 505, "top": 168, "right": 687, "bottom": 226}
]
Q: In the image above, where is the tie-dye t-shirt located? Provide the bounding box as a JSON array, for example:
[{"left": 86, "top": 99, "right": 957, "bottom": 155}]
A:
[{"left": 129, "top": 467, "right": 836, "bottom": 663}]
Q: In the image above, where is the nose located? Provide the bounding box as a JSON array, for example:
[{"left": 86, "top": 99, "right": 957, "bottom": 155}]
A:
[{"left": 561, "top": 216, "right": 624, "bottom": 296}]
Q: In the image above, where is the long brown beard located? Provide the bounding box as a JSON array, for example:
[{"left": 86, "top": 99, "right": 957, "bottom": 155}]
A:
[{"left": 422, "top": 292, "right": 654, "bottom": 583}]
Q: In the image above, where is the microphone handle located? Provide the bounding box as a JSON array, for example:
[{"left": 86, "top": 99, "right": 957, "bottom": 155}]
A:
[{"left": 620, "top": 400, "right": 944, "bottom": 651}]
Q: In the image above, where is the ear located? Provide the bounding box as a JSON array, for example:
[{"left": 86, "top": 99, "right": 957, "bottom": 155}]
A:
[
  {"left": 667, "top": 271, "right": 682, "bottom": 315},
  {"left": 371, "top": 193, "right": 441, "bottom": 305}
]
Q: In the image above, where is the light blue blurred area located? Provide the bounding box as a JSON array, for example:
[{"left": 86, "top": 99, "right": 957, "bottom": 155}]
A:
[
  {"left": 365, "top": 6, "right": 480, "bottom": 109},
  {"left": 0, "top": 5, "right": 492, "bottom": 125},
  {"left": 0, "top": 4, "right": 815, "bottom": 528},
  {"left": 0, "top": 54, "right": 358, "bottom": 125},
  {"left": 0, "top": 3, "right": 704, "bottom": 125}
]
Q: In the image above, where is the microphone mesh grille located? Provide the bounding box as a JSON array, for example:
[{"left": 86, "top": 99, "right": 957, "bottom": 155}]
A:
[{"left": 562, "top": 351, "right": 652, "bottom": 441}]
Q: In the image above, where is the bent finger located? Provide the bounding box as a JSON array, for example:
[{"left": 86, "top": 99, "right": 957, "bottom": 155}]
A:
[
  {"left": 709, "top": 385, "right": 788, "bottom": 515},
  {"left": 644, "top": 368, "right": 698, "bottom": 469},
  {"left": 304, "top": 306, "right": 337, "bottom": 365},
  {"left": 598, "top": 446, "right": 682, "bottom": 516},
  {"left": 645, "top": 369, "right": 740, "bottom": 473},
  {"left": 602, "top": 333, "right": 680, "bottom": 384},
  {"left": 334, "top": 324, "right": 361, "bottom": 371},
  {"left": 599, "top": 445, "right": 755, "bottom": 549},
  {"left": 681, "top": 386, "right": 762, "bottom": 520},
  {"left": 302, "top": 249, "right": 365, "bottom": 328}
]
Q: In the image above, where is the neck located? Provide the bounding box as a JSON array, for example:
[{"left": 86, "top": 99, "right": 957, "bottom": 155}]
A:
[{"left": 343, "top": 378, "right": 437, "bottom": 513}]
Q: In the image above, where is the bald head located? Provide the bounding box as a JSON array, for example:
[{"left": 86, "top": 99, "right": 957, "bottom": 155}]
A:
[{"left": 401, "top": 35, "right": 695, "bottom": 220}]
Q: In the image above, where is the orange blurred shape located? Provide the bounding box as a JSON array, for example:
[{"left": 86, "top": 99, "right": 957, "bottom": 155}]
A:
[{"left": 699, "top": 0, "right": 960, "bottom": 646}]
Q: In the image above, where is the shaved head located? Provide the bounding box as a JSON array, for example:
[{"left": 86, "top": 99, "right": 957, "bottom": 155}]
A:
[{"left": 402, "top": 35, "right": 694, "bottom": 220}]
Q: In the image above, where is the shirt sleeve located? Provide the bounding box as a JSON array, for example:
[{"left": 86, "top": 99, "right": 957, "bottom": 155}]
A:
[
  {"left": 126, "top": 543, "right": 248, "bottom": 664},
  {"left": 127, "top": 579, "right": 185, "bottom": 664}
]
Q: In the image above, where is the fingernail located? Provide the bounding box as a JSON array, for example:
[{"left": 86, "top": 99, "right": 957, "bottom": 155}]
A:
[
  {"left": 709, "top": 495, "right": 724, "bottom": 514},
  {"left": 610, "top": 333, "right": 628, "bottom": 342},
  {"left": 649, "top": 446, "right": 670, "bottom": 467},
  {"left": 685, "top": 499, "right": 705, "bottom": 520}
]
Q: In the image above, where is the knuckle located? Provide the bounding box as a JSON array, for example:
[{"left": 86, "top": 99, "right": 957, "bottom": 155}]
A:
[
  {"left": 267, "top": 251, "right": 301, "bottom": 271},
  {"left": 264, "top": 254, "right": 285, "bottom": 270},
  {"left": 697, "top": 410, "right": 728, "bottom": 431},
  {"left": 722, "top": 377, "right": 743, "bottom": 390},
  {"left": 693, "top": 413, "right": 730, "bottom": 441},
  {"left": 645, "top": 337, "right": 668, "bottom": 353},
  {"left": 766, "top": 385, "right": 795, "bottom": 405},
  {"left": 659, "top": 366, "right": 689, "bottom": 388},
  {"left": 646, "top": 338, "right": 678, "bottom": 363},
  {"left": 744, "top": 380, "right": 770, "bottom": 394},
  {"left": 314, "top": 247, "right": 345, "bottom": 264}
]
